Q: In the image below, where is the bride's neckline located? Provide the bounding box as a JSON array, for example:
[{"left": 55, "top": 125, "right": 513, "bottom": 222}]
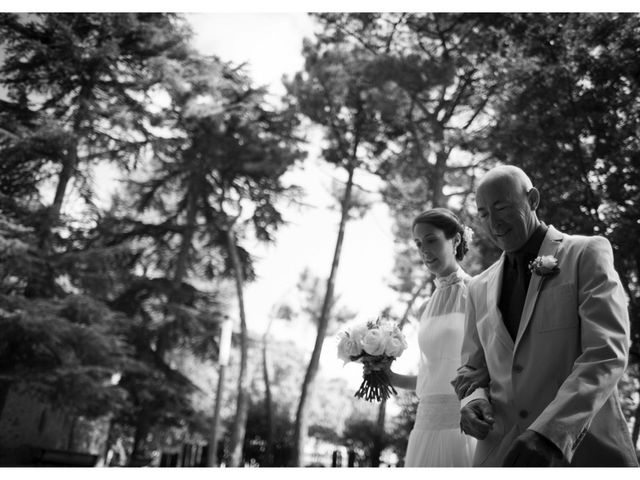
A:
[{"left": 434, "top": 267, "right": 465, "bottom": 289}]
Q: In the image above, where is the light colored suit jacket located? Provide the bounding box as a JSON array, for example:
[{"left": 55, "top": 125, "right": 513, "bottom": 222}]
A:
[{"left": 460, "top": 225, "right": 638, "bottom": 466}]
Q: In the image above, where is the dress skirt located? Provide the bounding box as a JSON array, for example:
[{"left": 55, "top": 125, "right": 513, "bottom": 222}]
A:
[{"left": 404, "top": 393, "right": 475, "bottom": 467}]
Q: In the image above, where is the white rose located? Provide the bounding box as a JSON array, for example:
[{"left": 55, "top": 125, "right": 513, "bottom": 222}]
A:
[
  {"left": 530, "top": 255, "right": 560, "bottom": 276},
  {"left": 349, "top": 323, "right": 369, "bottom": 348},
  {"left": 337, "top": 331, "right": 362, "bottom": 364},
  {"left": 383, "top": 334, "right": 408, "bottom": 358},
  {"left": 539, "top": 255, "right": 558, "bottom": 269},
  {"left": 361, "top": 328, "right": 385, "bottom": 356}
]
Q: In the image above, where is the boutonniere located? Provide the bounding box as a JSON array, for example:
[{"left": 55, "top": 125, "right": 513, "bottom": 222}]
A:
[{"left": 528, "top": 255, "right": 560, "bottom": 277}]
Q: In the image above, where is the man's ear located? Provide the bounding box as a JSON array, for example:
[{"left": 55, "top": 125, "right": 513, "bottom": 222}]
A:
[{"left": 527, "top": 187, "right": 540, "bottom": 211}]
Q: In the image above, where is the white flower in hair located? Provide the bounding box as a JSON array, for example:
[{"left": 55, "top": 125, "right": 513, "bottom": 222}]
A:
[{"left": 462, "top": 226, "right": 474, "bottom": 244}]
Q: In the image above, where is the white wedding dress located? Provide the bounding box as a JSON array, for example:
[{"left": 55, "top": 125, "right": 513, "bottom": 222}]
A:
[{"left": 403, "top": 267, "right": 476, "bottom": 467}]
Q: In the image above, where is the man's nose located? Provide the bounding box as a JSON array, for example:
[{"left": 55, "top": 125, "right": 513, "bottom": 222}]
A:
[{"left": 489, "top": 213, "right": 501, "bottom": 230}]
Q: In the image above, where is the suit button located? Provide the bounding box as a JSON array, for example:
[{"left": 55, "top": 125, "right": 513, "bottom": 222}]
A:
[
  {"left": 519, "top": 410, "right": 528, "bottom": 419},
  {"left": 513, "top": 364, "right": 523, "bottom": 373}
]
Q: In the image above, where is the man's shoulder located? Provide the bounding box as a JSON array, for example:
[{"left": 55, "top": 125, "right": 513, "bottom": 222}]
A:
[
  {"left": 468, "top": 258, "right": 502, "bottom": 289},
  {"left": 554, "top": 227, "right": 611, "bottom": 254}
]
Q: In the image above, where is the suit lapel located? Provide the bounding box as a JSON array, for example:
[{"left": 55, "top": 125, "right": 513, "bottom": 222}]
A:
[
  {"left": 486, "top": 254, "right": 515, "bottom": 350},
  {"left": 514, "top": 226, "right": 564, "bottom": 350}
]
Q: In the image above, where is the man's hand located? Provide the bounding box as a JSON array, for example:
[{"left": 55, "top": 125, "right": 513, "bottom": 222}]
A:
[
  {"left": 451, "top": 367, "right": 489, "bottom": 400},
  {"left": 502, "top": 430, "right": 566, "bottom": 467},
  {"left": 460, "top": 399, "right": 495, "bottom": 439}
]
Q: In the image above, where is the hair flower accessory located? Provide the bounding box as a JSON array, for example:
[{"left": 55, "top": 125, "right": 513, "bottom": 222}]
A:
[
  {"left": 529, "top": 255, "right": 559, "bottom": 277},
  {"left": 462, "top": 225, "right": 474, "bottom": 244}
]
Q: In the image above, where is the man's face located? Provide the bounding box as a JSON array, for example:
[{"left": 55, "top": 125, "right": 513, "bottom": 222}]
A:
[{"left": 475, "top": 178, "right": 537, "bottom": 253}]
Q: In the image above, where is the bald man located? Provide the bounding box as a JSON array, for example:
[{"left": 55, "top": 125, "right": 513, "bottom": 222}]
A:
[{"left": 451, "top": 165, "right": 638, "bottom": 467}]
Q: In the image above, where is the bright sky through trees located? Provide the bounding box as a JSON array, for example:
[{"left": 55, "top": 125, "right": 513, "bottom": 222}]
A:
[{"left": 183, "top": 13, "right": 417, "bottom": 386}]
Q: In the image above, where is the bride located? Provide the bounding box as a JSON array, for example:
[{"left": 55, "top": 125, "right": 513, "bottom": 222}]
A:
[{"left": 381, "top": 208, "right": 481, "bottom": 467}]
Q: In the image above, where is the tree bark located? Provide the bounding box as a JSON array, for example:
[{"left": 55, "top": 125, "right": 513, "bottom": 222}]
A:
[
  {"left": 262, "top": 317, "right": 275, "bottom": 466},
  {"left": 66, "top": 414, "right": 78, "bottom": 451},
  {"left": 371, "top": 398, "right": 386, "bottom": 467},
  {"left": 97, "top": 416, "right": 114, "bottom": 467},
  {"left": 130, "top": 415, "right": 149, "bottom": 463},
  {"left": 172, "top": 191, "right": 198, "bottom": 290},
  {"left": 430, "top": 125, "right": 449, "bottom": 208},
  {"left": 207, "top": 363, "right": 226, "bottom": 467},
  {"left": 42, "top": 94, "right": 87, "bottom": 248},
  {"left": 48, "top": 153, "right": 75, "bottom": 233},
  {"left": 632, "top": 392, "right": 640, "bottom": 448},
  {"left": 0, "top": 381, "right": 11, "bottom": 419},
  {"left": 291, "top": 162, "right": 356, "bottom": 466},
  {"left": 157, "top": 191, "right": 199, "bottom": 357},
  {"left": 225, "top": 226, "right": 251, "bottom": 467}
]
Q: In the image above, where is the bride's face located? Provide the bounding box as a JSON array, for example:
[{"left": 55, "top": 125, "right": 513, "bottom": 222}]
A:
[{"left": 413, "top": 222, "right": 459, "bottom": 278}]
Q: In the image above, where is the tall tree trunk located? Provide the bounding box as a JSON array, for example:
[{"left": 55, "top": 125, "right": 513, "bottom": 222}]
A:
[
  {"left": 632, "top": 393, "right": 640, "bottom": 448},
  {"left": 207, "top": 362, "right": 227, "bottom": 466},
  {"left": 262, "top": 317, "right": 275, "bottom": 466},
  {"left": 48, "top": 153, "right": 76, "bottom": 233},
  {"left": 430, "top": 126, "right": 449, "bottom": 209},
  {"left": 225, "top": 226, "right": 251, "bottom": 467},
  {"left": 97, "top": 416, "right": 114, "bottom": 467},
  {"left": 0, "top": 381, "right": 11, "bottom": 419},
  {"left": 130, "top": 416, "right": 148, "bottom": 463},
  {"left": 25, "top": 145, "right": 79, "bottom": 298},
  {"left": 291, "top": 162, "right": 356, "bottom": 467},
  {"left": 67, "top": 414, "right": 78, "bottom": 451},
  {"left": 30, "top": 129, "right": 82, "bottom": 297},
  {"left": 157, "top": 191, "right": 198, "bottom": 357},
  {"left": 43, "top": 95, "right": 87, "bottom": 247},
  {"left": 371, "top": 398, "right": 386, "bottom": 467},
  {"left": 172, "top": 191, "right": 198, "bottom": 290}
]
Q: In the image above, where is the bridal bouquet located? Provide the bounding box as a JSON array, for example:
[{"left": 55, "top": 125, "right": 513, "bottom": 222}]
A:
[{"left": 337, "top": 315, "right": 408, "bottom": 402}]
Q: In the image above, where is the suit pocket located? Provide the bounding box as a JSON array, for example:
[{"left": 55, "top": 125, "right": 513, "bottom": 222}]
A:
[{"left": 535, "top": 282, "right": 578, "bottom": 332}]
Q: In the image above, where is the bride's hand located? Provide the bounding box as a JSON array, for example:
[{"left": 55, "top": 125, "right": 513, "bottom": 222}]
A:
[{"left": 362, "top": 357, "right": 392, "bottom": 376}]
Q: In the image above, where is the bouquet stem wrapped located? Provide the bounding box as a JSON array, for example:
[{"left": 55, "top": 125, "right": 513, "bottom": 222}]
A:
[{"left": 354, "top": 356, "right": 398, "bottom": 402}]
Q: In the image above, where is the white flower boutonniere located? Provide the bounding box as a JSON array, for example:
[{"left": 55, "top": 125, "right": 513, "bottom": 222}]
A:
[{"left": 528, "top": 255, "right": 560, "bottom": 277}]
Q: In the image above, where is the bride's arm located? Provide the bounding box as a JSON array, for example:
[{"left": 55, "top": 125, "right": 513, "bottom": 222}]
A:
[
  {"left": 363, "top": 361, "right": 417, "bottom": 391},
  {"left": 388, "top": 370, "right": 417, "bottom": 391}
]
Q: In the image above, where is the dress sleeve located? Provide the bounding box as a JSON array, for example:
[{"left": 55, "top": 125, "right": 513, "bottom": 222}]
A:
[{"left": 457, "top": 280, "right": 490, "bottom": 404}]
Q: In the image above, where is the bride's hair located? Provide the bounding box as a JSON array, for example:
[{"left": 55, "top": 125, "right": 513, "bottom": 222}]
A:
[{"left": 412, "top": 208, "right": 469, "bottom": 260}]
